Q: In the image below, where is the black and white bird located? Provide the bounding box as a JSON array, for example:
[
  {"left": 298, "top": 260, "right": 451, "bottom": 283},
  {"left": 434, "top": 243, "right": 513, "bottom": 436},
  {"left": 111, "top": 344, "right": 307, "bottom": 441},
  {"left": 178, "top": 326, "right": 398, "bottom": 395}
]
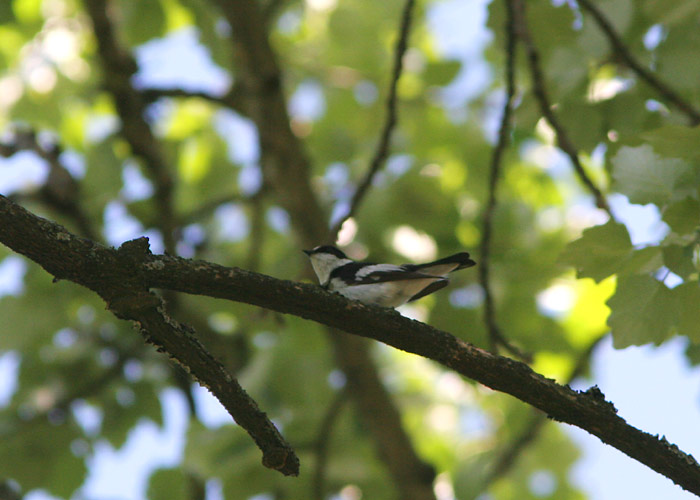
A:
[{"left": 304, "top": 245, "right": 476, "bottom": 308}]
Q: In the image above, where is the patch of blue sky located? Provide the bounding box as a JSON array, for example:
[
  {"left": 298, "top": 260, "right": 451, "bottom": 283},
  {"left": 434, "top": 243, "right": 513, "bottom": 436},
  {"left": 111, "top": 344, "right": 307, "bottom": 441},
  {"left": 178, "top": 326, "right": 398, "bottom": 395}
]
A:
[
  {"left": 238, "top": 164, "right": 263, "bottom": 195},
  {"left": 214, "top": 110, "right": 261, "bottom": 165},
  {"left": 427, "top": 0, "right": 492, "bottom": 108},
  {"left": 449, "top": 283, "right": 484, "bottom": 309},
  {"left": 569, "top": 337, "right": 700, "bottom": 500},
  {"left": 177, "top": 224, "right": 206, "bottom": 258},
  {"left": 386, "top": 154, "right": 414, "bottom": 176},
  {"left": 71, "top": 400, "right": 102, "bottom": 437},
  {"left": 644, "top": 24, "right": 665, "bottom": 50},
  {"left": 213, "top": 110, "right": 263, "bottom": 194},
  {"left": 608, "top": 193, "right": 668, "bottom": 246},
  {"left": 277, "top": 8, "right": 302, "bottom": 34},
  {"left": 102, "top": 201, "right": 145, "bottom": 246},
  {"left": 121, "top": 162, "right": 154, "bottom": 201},
  {"left": 266, "top": 206, "right": 290, "bottom": 234},
  {"left": 133, "top": 28, "right": 230, "bottom": 95},
  {"left": 0, "top": 151, "right": 48, "bottom": 194},
  {"left": 141, "top": 229, "right": 165, "bottom": 255},
  {"left": 58, "top": 149, "right": 86, "bottom": 178},
  {"left": 86, "top": 115, "right": 119, "bottom": 143},
  {"left": 289, "top": 79, "right": 326, "bottom": 121},
  {"left": 192, "top": 384, "right": 231, "bottom": 428},
  {"left": 215, "top": 203, "right": 249, "bottom": 242},
  {"left": 330, "top": 200, "right": 351, "bottom": 227},
  {"left": 0, "top": 256, "right": 26, "bottom": 297},
  {"left": 354, "top": 80, "right": 379, "bottom": 106},
  {"left": 81, "top": 389, "right": 187, "bottom": 500},
  {"left": 0, "top": 352, "right": 20, "bottom": 407},
  {"left": 324, "top": 162, "right": 349, "bottom": 191}
]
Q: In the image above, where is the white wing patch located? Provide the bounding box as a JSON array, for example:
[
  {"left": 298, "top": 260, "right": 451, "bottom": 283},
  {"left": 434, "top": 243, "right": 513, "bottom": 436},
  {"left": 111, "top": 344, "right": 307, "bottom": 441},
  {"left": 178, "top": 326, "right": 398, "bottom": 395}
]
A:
[{"left": 355, "top": 264, "right": 403, "bottom": 279}]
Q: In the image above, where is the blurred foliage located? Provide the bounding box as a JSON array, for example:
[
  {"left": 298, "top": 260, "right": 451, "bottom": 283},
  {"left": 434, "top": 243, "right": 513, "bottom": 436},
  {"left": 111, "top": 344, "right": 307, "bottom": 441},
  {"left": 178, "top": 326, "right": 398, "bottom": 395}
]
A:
[{"left": 0, "top": 0, "right": 699, "bottom": 498}]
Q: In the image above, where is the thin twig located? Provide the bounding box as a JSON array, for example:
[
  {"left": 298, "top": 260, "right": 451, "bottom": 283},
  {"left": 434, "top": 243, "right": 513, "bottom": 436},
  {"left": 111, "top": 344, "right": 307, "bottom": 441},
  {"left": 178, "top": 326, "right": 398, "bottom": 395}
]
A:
[
  {"left": 479, "top": 0, "right": 531, "bottom": 362},
  {"left": 327, "top": 0, "right": 416, "bottom": 241},
  {"left": 576, "top": 0, "right": 700, "bottom": 126},
  {"left": 84, "top": 0, "right": 178, "bottom": 252},
  {"left": 140, "top": 85, "right": 246, "bottom": 115},
  {"left": 514, "top": 0, "right": 613, "bottom": 217}
]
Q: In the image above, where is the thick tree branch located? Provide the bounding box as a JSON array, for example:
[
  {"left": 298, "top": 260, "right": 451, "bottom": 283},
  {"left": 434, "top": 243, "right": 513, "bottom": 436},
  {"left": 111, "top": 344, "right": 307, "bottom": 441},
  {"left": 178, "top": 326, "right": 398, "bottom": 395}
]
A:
[
  {"left": 576, "top": 0, "right": 700, "bottom": 126},
  {"left": 479, "top": 0, "right": 529, "bottom": 361},
  {"left": 514, "top": 0, "right": 613, "bottom": 216},
  {"left": 2, "top": 196, "right": 700, "bottom": 495},
  {"left": 0, "top": 195, "right": 298, "bottom": 476},
  {"left": 328, "top": 0, "right": 416, "bottom": 241}
]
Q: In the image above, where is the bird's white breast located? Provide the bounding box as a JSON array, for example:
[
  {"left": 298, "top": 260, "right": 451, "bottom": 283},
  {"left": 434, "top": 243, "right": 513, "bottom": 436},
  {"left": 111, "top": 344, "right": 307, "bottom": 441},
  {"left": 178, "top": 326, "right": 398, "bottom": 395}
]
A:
[{"left": 329, "top": 276, "right": 442, "bottom": 308}]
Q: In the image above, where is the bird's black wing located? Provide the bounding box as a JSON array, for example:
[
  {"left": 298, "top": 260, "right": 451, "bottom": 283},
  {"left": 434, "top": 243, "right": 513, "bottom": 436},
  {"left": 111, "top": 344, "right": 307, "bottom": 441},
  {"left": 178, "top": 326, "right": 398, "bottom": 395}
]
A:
[{"left": 330, "top": 262, "right": 444, "bottom": 285}]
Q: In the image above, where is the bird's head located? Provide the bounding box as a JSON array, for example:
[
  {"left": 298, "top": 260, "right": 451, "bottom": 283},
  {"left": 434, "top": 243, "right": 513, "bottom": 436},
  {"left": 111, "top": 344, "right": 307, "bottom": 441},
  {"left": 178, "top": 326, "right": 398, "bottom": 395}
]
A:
[{"left": 303, "top": 245, "right": 351, "bottom": 285}]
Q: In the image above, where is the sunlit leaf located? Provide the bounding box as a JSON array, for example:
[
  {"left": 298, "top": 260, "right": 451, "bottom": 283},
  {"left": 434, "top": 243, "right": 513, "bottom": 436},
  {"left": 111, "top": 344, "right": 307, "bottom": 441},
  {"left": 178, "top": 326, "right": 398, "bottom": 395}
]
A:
[
  {"left": 12, "top": 0, "right": 41, "bottom": 25},
  {"left": 607, "top": 274, "right": 677, "bottom": 347}
]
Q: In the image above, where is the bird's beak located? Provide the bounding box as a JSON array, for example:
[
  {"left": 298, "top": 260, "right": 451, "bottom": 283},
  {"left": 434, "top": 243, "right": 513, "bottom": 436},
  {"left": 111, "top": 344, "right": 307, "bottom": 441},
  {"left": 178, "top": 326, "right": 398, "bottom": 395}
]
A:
[{"left": 303, "top": 249, "right": 312, "bottom": 256}]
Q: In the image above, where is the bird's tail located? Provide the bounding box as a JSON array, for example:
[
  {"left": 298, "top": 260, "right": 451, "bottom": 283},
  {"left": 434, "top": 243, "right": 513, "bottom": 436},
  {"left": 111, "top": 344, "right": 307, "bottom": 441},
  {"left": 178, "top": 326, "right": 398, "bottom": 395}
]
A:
[{"left": 406, "top": 252, "right": 476, "bottom": 276}]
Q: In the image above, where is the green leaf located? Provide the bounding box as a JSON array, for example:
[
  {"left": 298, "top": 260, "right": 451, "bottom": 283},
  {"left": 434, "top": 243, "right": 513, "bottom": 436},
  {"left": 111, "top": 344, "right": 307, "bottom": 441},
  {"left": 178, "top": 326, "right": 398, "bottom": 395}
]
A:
[
  {"left": 0, "top": 418, "right": 87, "bottom": 497},
  {"left": 100, "top": 380, "right": 163, "bottom": 449},
  {"left": 662, "top": 244, "right": 697, "bottom": 279},
  {"left": 641, "top": 125, "right": 700, "bottom": 162},
  {"left": 147, "top": 467, "right": 190, "bottom": 500},
  {"left": 612, "top": 145, "right": 694, "bottom": 207},
  {"left": 423, "top": 60, "right": 461, "bottom": 86},
  {"left": 578, "top": 0, "right": 633, "bottom": 57},
  {"left": 617, "top": 246, "right": 663, "bottom": 276},
  {"left": 685, "top": 342, "right": 700, "bottom": 366},
  {"left": 123, "top": 0, "right": 165, "bottom": 46},
  {"left": 607, "top": 275, "right": 677, "bottom": 347},
  {"left": 0, "top": 1, "right": 14, "bottom": 23},
  {"left": 559, "top": 220, "right": 633, "bottom": 282},
  {"left": 663, "top": 197, "right": 700, "bottom": 236},
  {"left": 675, "top": 281, "right": 700, "bottom": 342}
]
